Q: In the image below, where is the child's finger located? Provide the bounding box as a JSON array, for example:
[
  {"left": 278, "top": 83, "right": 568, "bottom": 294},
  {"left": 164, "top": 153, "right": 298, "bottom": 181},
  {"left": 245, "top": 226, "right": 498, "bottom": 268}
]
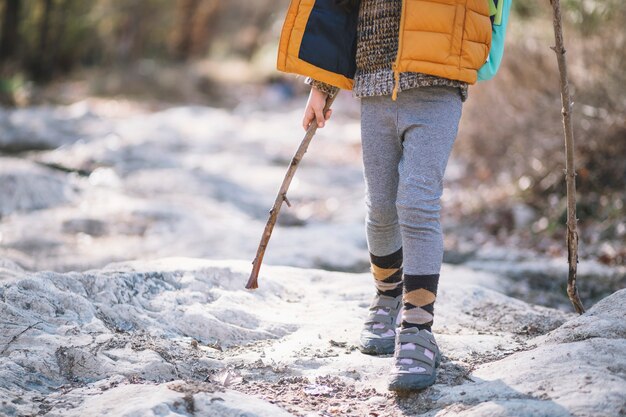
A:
[
  {"left": 302, "top": 109, "right": 314, "bottom": 131},
  {"left": 324, "top": 109, "right": 333, "bottom": 121},
  {"left": 314, "top": 107, "right": 325, "bottom": 128}
]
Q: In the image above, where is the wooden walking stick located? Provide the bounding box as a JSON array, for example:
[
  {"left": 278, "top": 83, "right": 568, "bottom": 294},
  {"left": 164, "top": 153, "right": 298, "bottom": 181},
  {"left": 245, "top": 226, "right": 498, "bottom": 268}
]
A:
[
  {"left": 246, "top": 94, "right": 337, "bottom": 290},
  {"left": 549, "top": 0, "right": 585, "bottom": 314}
]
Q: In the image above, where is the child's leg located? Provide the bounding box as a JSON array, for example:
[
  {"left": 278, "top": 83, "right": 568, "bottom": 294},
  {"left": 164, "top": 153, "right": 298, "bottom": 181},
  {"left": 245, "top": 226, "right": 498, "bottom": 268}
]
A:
[
  {"left": 395, "top": 86, "right": 462, "bottom": 331},
  {"left": 361, "top": 95, "right": 404, "bottom": 297}
]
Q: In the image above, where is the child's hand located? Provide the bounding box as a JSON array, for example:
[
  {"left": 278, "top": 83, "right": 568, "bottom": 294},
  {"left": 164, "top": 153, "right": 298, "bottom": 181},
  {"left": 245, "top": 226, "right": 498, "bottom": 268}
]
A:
[{"left": 302, "top": 87, "right": 333, "bottom": 131}]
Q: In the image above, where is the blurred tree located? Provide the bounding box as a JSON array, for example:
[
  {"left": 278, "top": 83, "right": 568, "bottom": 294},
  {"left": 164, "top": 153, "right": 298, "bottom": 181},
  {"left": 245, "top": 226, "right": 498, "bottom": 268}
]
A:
[
  {"left": 214, "top": 0, "right": 288, "bottom": 59},
  {"left": 0, "top": 0, "right": 21, "bottom": 63},
  {"left": 31, "top": 0, "right": 53, "bottom": 80},
  {"left": 1, "top": 0, "right": 293, "bottom": 77},
  {"left": 563, "top": 0, "right": 622, "bottom": 35},
  {"left": 171, "top": 0, "right": 220, "bottom": 61},
  {"left": 512, "top": 0, "right": 542, "bottom": 19}
]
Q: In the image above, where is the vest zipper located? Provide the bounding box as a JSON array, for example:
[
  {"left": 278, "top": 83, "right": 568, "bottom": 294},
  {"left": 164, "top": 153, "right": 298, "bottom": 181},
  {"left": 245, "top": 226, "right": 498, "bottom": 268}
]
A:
[
  {"left": 392, "top": 0, "right": 407, "bottom": 101},
  {"left": 392, "top": 64, "right": 400, "bottom": 101}
]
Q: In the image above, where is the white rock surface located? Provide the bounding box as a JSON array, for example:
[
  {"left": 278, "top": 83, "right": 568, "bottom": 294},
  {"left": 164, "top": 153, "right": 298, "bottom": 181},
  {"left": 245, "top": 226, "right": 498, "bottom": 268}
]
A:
[
  {"left": 0, "top": 157, "right": 76, "bottom": 216},
  {"left": 1, "top": 258, "right": 623, "bottom": 416},
  {"left": 1, "top": 103, "right": 368, "bottom": 273},
  {"left": 48, "top": 382, "right": 296, "bottom": 417},
  {"left": 0, "top": 101, "right": 109, "bottom": 152}
]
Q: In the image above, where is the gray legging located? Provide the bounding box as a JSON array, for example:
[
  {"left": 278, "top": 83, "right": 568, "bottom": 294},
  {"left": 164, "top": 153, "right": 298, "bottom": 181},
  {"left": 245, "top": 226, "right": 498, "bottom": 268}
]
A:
[{"left": 360, "top": 86, "right": 463, "bottom": 276}]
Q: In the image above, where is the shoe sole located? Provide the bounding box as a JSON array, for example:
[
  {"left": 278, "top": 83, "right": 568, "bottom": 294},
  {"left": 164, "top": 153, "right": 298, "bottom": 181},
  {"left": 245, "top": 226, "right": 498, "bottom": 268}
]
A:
[
  {"left": 358, "top": 337, "right": 395, "bottom": 355},
  {"left": 388, "top": 372, "right": 436, "bottom": 392}
]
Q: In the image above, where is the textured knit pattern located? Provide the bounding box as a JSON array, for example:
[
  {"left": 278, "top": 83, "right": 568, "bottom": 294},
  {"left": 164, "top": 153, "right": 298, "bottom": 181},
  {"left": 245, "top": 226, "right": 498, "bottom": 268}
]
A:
[
  {"left": 306, "top": 78, "right": 340, "bottom": 97},
  {"left": 307, "top": 0, "right": 468, "bottom": 101},
  {"left": 361, "top": 86, "right": 462, "bottom": 276}
]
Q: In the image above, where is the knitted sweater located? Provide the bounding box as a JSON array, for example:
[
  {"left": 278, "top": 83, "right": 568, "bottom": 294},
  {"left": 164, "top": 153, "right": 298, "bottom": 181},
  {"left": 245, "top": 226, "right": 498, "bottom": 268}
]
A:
[{"left": 306, "top": 0, "right": 469, "bottom": 101}]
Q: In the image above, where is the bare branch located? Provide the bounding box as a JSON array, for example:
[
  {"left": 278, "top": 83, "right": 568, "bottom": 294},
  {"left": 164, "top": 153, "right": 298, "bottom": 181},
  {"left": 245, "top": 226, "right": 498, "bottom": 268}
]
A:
[
  {"left": 549, "top": 0, "right": 585, "bottom": 314},
  {"left": 246, "top": 94, "right": 337, "bottom": 289}
]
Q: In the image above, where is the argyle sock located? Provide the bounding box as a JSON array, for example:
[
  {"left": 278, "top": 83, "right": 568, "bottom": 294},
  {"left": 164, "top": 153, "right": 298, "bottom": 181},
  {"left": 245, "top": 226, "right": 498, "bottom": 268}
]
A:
[
  {"left": 401, "top": 273, "right": 439, "bottom": 331},
  {"left": 369, "top": 247, "right": 403, "bottom": 298}
]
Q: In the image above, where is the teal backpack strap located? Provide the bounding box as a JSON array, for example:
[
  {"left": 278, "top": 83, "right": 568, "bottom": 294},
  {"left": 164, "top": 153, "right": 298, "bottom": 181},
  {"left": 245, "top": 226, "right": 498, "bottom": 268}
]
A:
[{"left": 478, "top": 0, "right": 512, "bottom": 81}]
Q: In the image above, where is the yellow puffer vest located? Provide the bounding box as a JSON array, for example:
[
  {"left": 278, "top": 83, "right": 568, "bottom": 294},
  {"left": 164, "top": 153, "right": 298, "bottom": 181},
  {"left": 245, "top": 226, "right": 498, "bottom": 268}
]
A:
[{"left": 277, "top": 0, "right": 492, "bottom": 99}]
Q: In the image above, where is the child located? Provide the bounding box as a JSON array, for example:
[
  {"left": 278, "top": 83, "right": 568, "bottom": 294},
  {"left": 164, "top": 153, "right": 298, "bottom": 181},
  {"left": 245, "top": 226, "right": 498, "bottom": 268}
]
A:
[{"left": 279, "top": 0, "right": 492, "bottom": 391}]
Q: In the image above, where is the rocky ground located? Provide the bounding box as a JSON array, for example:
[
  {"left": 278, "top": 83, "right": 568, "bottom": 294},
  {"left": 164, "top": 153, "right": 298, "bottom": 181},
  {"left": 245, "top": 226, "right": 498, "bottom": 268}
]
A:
[
  {"left": 0, "top": 98, "right": 625, "bottom": 416},
  {"left": 1, "top": 258, "right": 624, "bottom": 417},
  {"left": 0, "top": 98, "right": 367, "bottom": 273}
]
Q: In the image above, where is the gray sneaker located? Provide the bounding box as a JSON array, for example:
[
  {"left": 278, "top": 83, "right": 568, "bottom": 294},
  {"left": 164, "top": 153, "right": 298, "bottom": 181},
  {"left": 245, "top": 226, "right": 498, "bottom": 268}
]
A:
[
  {"left": 359, "top": 294, "right": 402, "bottom": 355},
  {"left": 387, "top": 327, "right": 441, "bottom": 392}
]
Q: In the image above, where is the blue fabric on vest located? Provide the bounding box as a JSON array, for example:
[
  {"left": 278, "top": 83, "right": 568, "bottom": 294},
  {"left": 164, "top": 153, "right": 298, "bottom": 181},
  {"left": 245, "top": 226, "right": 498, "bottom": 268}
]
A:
[{"left": 298, "top": 0, "right": 359, "bottom": 79}]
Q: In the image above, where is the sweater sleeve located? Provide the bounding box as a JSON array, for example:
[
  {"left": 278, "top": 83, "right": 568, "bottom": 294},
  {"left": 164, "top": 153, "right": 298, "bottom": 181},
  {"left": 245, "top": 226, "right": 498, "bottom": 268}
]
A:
[{"left": 305, "top": 77, "right": 341, "bottom": 98}]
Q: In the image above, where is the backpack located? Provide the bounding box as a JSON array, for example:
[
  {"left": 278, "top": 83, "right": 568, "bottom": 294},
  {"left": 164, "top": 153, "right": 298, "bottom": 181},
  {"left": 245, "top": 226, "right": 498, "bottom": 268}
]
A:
[{"left": 478, "top": 0, "right": 512, "bottom": 81}]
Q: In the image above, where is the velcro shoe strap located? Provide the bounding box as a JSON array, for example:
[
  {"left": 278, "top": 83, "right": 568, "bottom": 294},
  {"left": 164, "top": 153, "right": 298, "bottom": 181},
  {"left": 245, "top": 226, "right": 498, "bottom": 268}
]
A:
[
  {"left": 366, "top": 313, "right": 394, "bottom": 326},
  {"left": 369, "top": 296, "right": 401, "bottom": 311},
  {"left": 396, "top": 348, "right": 436, "bottom": 367},
  {"left": 397, "top": 334, "right": 436, "bottom": 350}
]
